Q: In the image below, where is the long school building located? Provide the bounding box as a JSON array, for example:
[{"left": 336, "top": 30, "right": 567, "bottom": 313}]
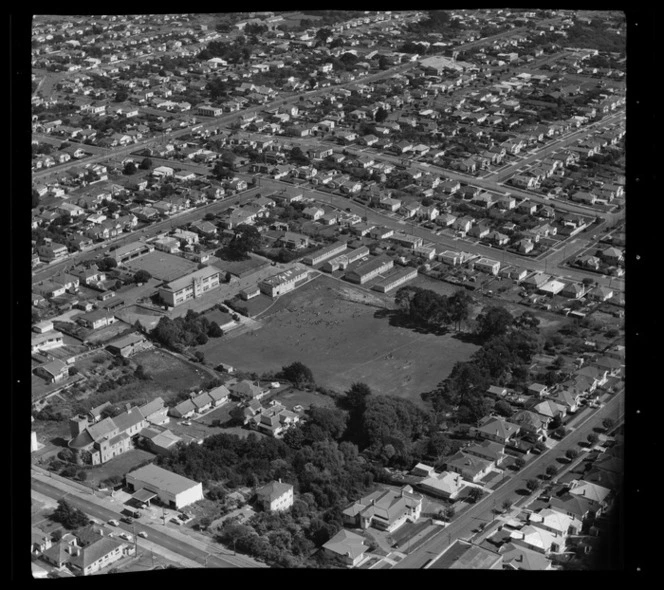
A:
[
  {"left": 258, "top": 267, "right": 309, "bottom": 297},
  {"left": 321, "top": 246, "right": 370, "bottom": 272},
  {"left": 158, "top": 266, "right": 221, "bottom": 307},
  {"left": 345, "top": 255, "right": 394, "bottom": 285},
  {"left": 371, "top": 267, "right": 418, "bottom": 293},
  {"left": 302, "top": 241, "right": 348, "bottom": 266}
]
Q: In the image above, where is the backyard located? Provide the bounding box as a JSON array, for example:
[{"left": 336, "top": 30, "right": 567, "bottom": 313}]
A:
[{"left": 194, "top": 275, "right": 481, "bottom": 406}]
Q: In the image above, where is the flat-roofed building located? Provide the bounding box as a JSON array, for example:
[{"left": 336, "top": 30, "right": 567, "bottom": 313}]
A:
[
  {"left": 321, "top": 246, "right": 370, "bottom": 272},
  {"left": 126, "top": 464, "right": 204, "bottom": 510},
  {"left": 302, "top": 241, "right": 348, "bottom": 266},
  {"left": 439, "top": 250, "right": 464, "bottom": 266},
  {"left": 390, "top": 233, "right": 423, "bottom": 249},
  {"left": 345, "top": 255, "right": 394, "bottom": 285},
  {"left": 158, "top": 266, "right": 221, "bottom": 307},
  {"left": 258, "top": 267, "right": 309, "bottom": 297},
  {"left": 538, "top": 279, "right": 566, "bottom": 296},
  {"left": 372, "top": 267, "right": 418, "bottom": 293},
  {"left": 473, "top": 257, "right": 501, "bottom": 275},
  {"left": 112, "top": 241, "right": 154, "bottom": 264}
]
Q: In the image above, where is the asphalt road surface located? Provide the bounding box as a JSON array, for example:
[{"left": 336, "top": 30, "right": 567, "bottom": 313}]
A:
[
  {"left": 31, "top": 474, "right": 255, "bottom": 569},
  {"left": 394, "top": 387, "right": 624, "bottom": 568}
]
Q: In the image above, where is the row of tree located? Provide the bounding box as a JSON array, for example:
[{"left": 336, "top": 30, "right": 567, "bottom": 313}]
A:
[
  {"left": 151, "top": 310, "right": 223, "bottom": 352},
  {"left": 422, "top": 307, "right": 543, "bottom": 424},
  {"left": 394, "top": 286, "right": 474, "bottom": 331}
]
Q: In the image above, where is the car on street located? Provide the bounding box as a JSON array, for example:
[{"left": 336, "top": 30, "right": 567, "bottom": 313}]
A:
[
  {"left": 121, "top": 516, "right": 134, "bottom": 525},
  {"left": 108, "top": 519, "right": 120, "bottom": 526},
  {"left": 137, "top": 531, "right": 148, "bottom": 538},
  {"left": 120, "top": 533, "right": 133, "bottom": 542}
]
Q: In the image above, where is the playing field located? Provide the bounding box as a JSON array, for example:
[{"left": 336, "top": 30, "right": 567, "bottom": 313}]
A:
[
  {"left": 123, "top": 250, "right": 199, "bottom": 282},
  {"left": 197, "top": 275, "right": 480, "bottom": 406}
]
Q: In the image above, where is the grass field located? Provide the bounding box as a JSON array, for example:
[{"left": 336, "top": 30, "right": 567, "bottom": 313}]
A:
[
  {"left": 196, "top": 275, "right": 480, "bottom": 407},
  {"left": 123, "top": 250, "right": 199, "bottom": 282}
]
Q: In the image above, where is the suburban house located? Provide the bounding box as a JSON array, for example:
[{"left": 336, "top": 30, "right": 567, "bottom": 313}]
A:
[
  {"left": 106, "top": 333, "right": 152, "bottom": 358},
  {"left": 500, "top": 542, "right": 554, "bottom": 570},
  {"left": 34, "top": 358, "right": 69, "bottom": 383},
  {"left": 42, "top": 530, "right": 132, "bottom": 576},
  {"left": 472, "top": 417, "right": 520, "bottom": 445},
  {"left": 228, "top": 380, "right": 268, "bottom": 402},
  {"left": 342, "top": 486, "right": 422, "bottom": 533},
  {"left": 445, "top": 451, "right": 494, "bottom": 482},
  {"left": 249, "top": 402, "right": 300, "bottom": 437},
  {"left": 515, "top": 405, "right": 551, "bottom": 435},
  {"left": 257, "top": 480, "right": 294, "bottom": 512},
  {"left": 68, "top": 406, "right": 147, "bottom": 465},
  {"left": 323, "top": 529, "right": 369, "bottom": 567},
  {"left": 416, "top": 471, "right": 465, "bottom": 500}
]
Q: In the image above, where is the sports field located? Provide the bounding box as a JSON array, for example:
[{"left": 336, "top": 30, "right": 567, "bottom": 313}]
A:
[
  {"left": 197, "top": 275, "right": 480, "bottom": 406},
  {"left": 123, "top": 250, "right": 199, "bottom": 282}
]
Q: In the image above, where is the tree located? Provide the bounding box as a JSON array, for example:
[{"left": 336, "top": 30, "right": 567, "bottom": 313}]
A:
[
  {"left": 32, "top": 189, "right": 40, "bottom": 209},
  {"left": 444, "top": 505, "right": 455, "bottom": 521},
  {"left": 374, "top": 107, "right": 388, "bottom": 123},
  {"left": 227, "top": 225, "right": 262, "bottom": 260},
  {"left": 343, "top": 382, "right": 371, "bottom": 413},
  {"left": 280, "top": 362, "right": 315, "bottom": 388},
  {"left": 494, "top": 400, "right": 513, "bottom": 418},
  {"left": 525, "top": 478, "right": 539, "bottom": 492},
  {"left": 51, "top": 499, "right": 89, "bottom": 530},
  {"left": 602, "top": 418, "right": 614, "bottom": 431},
  {"left": 208, "top": 322, "right": 223, "bottom": 338},
  {"left": 475, "top": 305, "right": 514, "bottom": 341},
  {"left": 545, "top": 465, "right": 558, "bottom": 478},
  {"left": 502, "top": 499, "right": 512, "bottom": 512},
  {"left": 587, "top": 432, "right": 599, "bottom": 445},
  {"left": 468, "top": 487, "right": 484, "bottom": 503},
  {"left": 565, "top": 448, "right": 579, "bottom": 461},
  {"left": 514, "top": 457, "right": 526, "bottom": 470},
  {"left": 139, "top": 157, "right": 153, "bottom": 170},
  {"left": 123, "top": 160, "right": 137, "bottom": 175},
  {"left": 98, "top": 257, "right": 118, "bottom": 271},
  {"left": 133, "top": 269, "right": 152, "bottom": 284}
]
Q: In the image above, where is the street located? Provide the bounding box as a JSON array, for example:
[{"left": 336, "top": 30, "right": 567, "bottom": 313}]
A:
[
  {"left": 31, "top": 469, "right": 264, "bottom": 569},
  {"left": 394, "top": 388, "right": 624, "bottom": 568}
]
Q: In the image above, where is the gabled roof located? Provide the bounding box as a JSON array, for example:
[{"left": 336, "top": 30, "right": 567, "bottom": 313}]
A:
[
  {"left": 86, "top": 417, "right": 118, "bottom": 442},
  {"left": 476, "top": 417, "right": 520, "bottom": 440},
  {"left": 257, "top": 480, "right": 293, "bottom": 502},
  {"left": 568, "top": 480, "right": 612, "bottom": 504},
  {"left": 113, "top": 407, "right": 145, "bottom": 432},
  {"left": 139, "top": 397, "right": 165, "bottom": 418},
  {"left": 323, "top": 529, "right": 368, "bottom": 559},
  {"left": 500, "top": 542, "right": 552, "bottom": 570}
]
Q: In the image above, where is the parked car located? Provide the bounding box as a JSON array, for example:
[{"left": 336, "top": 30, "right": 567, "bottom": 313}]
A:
[
  {"left": 108, "top": 519, "right": 120, "bottom": 527},
  {"left": 137, "top": 531, "right": 148, "bottom": 538},
  {"left": 120, "top": 533, "right": 133, "bottom": 542}
]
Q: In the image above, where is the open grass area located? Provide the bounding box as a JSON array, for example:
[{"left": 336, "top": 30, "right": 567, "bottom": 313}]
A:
[
  {"left": 196, "top": 275, "right": 480, "bottom": 407},
  {"left": 123, "top": 250, "right": 199, "bottom": 282},
  {"left": 129, "top": 349, "right": 213, "bottom": 399},
  {"left": 83, "top": 448, "right": 156, "bottom": 489}
]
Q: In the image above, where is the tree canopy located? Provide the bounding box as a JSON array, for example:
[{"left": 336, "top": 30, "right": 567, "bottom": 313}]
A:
[{"left": 279, "top": 362, "right": 315, "bottom": 389}]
